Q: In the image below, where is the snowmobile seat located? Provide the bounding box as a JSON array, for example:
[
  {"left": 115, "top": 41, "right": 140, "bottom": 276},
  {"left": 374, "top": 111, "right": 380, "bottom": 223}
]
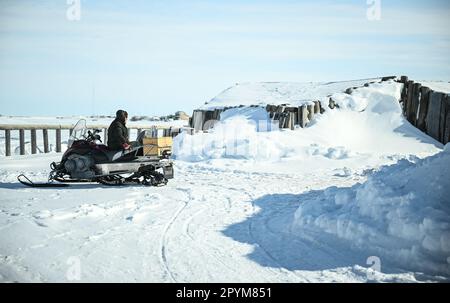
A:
[{"left": 104, "top": 149, "right": 125, "bottom": 162}]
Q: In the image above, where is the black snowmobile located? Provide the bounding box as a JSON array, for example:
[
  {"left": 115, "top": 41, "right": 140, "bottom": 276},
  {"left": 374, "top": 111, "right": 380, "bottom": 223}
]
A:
[{"left": 18, "top": 119, "right": 174, "bottom": 188}]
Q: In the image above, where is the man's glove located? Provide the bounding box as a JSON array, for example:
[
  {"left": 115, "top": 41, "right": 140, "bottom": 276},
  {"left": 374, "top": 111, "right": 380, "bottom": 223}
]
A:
[{"left": 122, "top": 143, "right": 131, "bottom": 150}]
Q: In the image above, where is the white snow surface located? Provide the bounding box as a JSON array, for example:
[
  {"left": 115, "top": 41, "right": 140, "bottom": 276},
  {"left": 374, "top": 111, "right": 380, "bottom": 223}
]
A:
[
  {"left": 201, "top": 78, "right": 382, "bottom": 109},
  {"left": 0, "top": 80, "right": 449, "bottom": 282},
  {"left": 293, "top": 148, "right": 450, "bottom": 277},
  {"left": 419, "top": 81, "right": 450, "bottom": 94}
]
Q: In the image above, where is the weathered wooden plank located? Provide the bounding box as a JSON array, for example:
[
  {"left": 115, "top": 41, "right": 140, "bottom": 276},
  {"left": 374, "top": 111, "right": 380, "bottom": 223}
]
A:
[
  {"left": 192, "top": 110, "right": 205, "bottom": 131},
  {"left": 56, "top": 128, "right": 62, "bottom": 153},
  {"left": 30, "top": 129, "right": 37, "bottom": 154},
  {"left": 290, "top": 112, "right": 296, "bottom": 130},
  {"left": 439, "top": 94, "right": 450, "bottom": 144},
  {"left": 203, "top": 110, "right": 216, "bottom": 130},
  {"left": 43, "top": 129, "right": 49, "bottom": 153},
  {"left": 408, "top": 83, "right": 421, "bottom": 125},
  {"left": 426, "top": 91, "right": 444, "bottom": 142},
  {"left": 444, "top": 95, "right": 450, "bottom": 144},
  {"left": 399, "top": 76, "right": 409, "bottom": 104},
  {"left": 19, "top": 129, "right": 25, "bottom": 155},
  {"left": 314, "top": 101, "right": 321, "bottom": 114},
  {"left": 404, "top": 80, "right": 414, "bottom": 118},
  {"left": 417, "top": 86, "right": 430, "bottom": 132},
  {"left": 307, "top": 104, "right": 314, "bottom": 122},
  {"left": 298, "top": 105, "right": 308, "bottom": 128},
  {"left": 5, "top": 130, "right": 11, "bottom": 157},
  {"left": 329, "top": 98, "right": 336, "bottom": 109},
  {"left": 279, "top": 112, "right": 287, "bottom": 129}
]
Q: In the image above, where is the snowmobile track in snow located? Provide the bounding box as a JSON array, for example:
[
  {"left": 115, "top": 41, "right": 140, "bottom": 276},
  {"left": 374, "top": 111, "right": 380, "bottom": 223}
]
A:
[{"left": 160, "top": 187, "right": 192, "bottom": 282}]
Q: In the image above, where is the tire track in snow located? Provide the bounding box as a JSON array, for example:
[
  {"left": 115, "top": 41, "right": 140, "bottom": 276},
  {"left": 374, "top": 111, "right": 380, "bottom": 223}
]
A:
[
  {"left": 240, "top": 189, "right": 311, "bottom": 282},
  {"left": 178, "top": 193, "right": 247, "bottom": 279},
  {"left": 160, "top": 187, "right": 192, "bottom": 282}
]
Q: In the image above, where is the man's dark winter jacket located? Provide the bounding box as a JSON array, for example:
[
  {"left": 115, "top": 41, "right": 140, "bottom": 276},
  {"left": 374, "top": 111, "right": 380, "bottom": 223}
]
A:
[{"left": 107, "top": 118, "right": 129, "bottom": 150}]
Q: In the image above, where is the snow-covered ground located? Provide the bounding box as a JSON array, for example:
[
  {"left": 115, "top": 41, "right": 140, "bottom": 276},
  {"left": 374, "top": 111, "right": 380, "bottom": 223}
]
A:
[{"left": 0, "top": 79, "right": 449, "bottom": 282}]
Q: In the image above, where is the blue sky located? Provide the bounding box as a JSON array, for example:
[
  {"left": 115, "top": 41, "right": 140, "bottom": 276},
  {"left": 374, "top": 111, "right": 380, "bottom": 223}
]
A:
[{"left": 0, "top": 0, "right": 449, "bottom": 116}]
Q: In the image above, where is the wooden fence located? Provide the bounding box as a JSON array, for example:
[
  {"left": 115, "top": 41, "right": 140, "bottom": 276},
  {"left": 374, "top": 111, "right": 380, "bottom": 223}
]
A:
[
  {"left": 189, "top": 102, "right": 325, "bottom": 132},
  {"left": 398, "top": 76, "right": 450, "bottom": 145},
  {"left": 0, "top": 123, "right": 185, "bottom": 157},
  {"left": 189, "top": 77, "right": 398, "bottom": 132}
]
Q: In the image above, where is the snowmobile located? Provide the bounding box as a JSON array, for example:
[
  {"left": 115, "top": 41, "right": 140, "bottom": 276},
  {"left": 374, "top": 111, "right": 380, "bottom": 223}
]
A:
[{"left": 18, "top": 119, "right": 174, "bottom": 188}]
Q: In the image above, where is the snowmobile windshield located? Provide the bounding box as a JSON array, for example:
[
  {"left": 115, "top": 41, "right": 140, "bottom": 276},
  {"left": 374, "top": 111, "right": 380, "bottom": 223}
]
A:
[{"left": 68, "top": 119, "right": 87, "bottom": 148}]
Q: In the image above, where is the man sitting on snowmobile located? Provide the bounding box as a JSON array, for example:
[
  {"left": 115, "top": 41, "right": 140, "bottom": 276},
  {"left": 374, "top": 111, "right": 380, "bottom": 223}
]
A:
[{"left": 107, "top": 110, "right": 131, "bottom": 150}]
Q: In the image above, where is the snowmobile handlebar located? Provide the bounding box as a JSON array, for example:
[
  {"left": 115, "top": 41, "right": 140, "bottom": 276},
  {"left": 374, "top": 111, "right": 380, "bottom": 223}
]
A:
[{"left": 87, "top": 129, "right": 102, "bottom": 143}]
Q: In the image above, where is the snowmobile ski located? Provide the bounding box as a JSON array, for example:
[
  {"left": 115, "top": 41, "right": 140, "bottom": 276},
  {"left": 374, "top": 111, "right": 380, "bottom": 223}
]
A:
[{"left": 17, "top": 174, "right": 69, "bottom": 188}]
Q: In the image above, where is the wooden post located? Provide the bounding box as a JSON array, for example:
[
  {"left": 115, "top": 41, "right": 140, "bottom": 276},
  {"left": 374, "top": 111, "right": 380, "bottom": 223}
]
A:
[
  {"left": 43, "top": 129, "right": 49, "bottom": 153},
  {"left": 444, "top": 95, "right": 450, "bottom": 144},
  {"left": 405, "top": 80, "right": 414, "bottom": 117},
  {"left": 5, "top": 130, "right": 11, "bottom": 157},
  {"left": 289, "top": 112, "right": 295, "bottom": 130},
  {"left": 329, "top": 98, "right": 336, "bottom": 109},
  {"left": 314, "top": 101, "right": 321, "bottom": 114},
  {"left": 439, "top": 94, "right": 450, "bottom": 144},
  {"left": 307, "top": 104, "right": 314, "bottom": 122},
  {"left": 19, "top": 129, "right": 25, "bottom": 155},
  {"left": 56, "top": 128, "right": 62, "bottom": 152},
  {"left": 400, "top": 76, "right": 408, "bottom": 104},
  {"left": 409, "top": 83, "right": 422, "bottom": 125},
  {"left": 298, "top": 105, "right": 308, "bottom": 128},
  {"left": 426, "top": 91, "right": 444, "bottom": 142},
  {"left": 30, "top": 129, "right": 37, "bottom": 154},
  {"left": 417, "top": 87, "right": 430, "bottom": 132}
]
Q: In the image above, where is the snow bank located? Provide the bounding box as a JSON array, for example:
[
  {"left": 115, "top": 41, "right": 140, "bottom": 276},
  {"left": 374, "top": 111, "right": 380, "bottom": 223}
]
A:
[
  {"left": 174, "top": 80, "right": 441, "bottom": 163},
  {"left": 202, "top": 79, "right": 381, "bottom": 109},
  {"left": 173, "top": 107, "right": 291, "bottom": 162},
  {"left": 419, "top": 81, "right": 450, "bottom": 94},
  {"left": 293, "top": 146, "right": 450, "bottom": 276}
]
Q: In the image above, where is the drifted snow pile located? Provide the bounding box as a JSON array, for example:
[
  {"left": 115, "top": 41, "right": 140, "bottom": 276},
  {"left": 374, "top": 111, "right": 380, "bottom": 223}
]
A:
[
  {"left": 172, "top": 107, "right": 293, "bottom": 162},
  {"left": 173, "top": 80, "right": 440, "bottom": 162},
  {"left": 293, "top": 145, "right": 450, "bottom": 276}
]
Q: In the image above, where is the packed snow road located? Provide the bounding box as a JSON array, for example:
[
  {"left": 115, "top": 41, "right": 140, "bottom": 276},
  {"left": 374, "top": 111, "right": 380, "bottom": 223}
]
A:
[{"left": 0, "top": 153, "right": 446, "bottom": 282}]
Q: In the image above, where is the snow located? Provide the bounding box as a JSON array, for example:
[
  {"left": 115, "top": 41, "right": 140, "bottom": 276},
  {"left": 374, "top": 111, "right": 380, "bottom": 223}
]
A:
[
  {"left": 0, "top": 79, "right": 449, "bottom": 282},
  {"left": 293, "top": 147, "right": 450, "bottom": 276},
  {"left": 202, "top": 78, "right": 382, "bottom": 109},
  {"left": 419, "top": 81, "right": 450, "bottom": 94},
  {"left": 174, "top": 80, "right": 440, "bottom": 163}
]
